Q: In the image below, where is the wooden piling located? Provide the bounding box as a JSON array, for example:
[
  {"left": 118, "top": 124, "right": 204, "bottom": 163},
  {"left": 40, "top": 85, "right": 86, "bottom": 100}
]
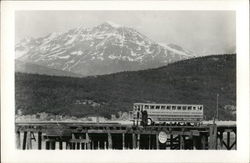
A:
[
  {"left": 85, "top": 133, "right": 91, "bottom": 149},
  {"left": 234, "top": 130, "right": 237, "bottom": 149},
  {"left": 81, "top": 143, "right": 84, "bottom": 150},
  {"left": 45, "top": 141, "right": 50, "bottom": 150},
  {"left": 148, "top": 134, "right": 151, "bottom": 149},
  {"left": 180, "top": 135, "right": 185, "bottom": 149},
  {"left": 50, "top": 141, "right": 56, "bottom": 150},
  {"left": 227, "top": 132, "right": 230, "bottom": 150},
  {"left": 132, "top": 133, "right": 136, "bottom": 149},
  {"left": 108, "top": 133, "right": 112, "bottom": 149},
  {"left": 16, "top": 131, "right": 21, "bottom": 149},
  {"left": 170, "top": 134, "right": 173, "bottom": 149},
  {"left": 104, "top": 141, "right": 107, "bottom": 150},
  {"left": 59, "top": 141, "right": 63, "bottom": 150},
  {"left": 218, "top": 131, "right": 223, "bottom": 149},
  {"left": 209, "top": 125, "right": 217, "bottom": 149},
  {"left": 137, "top": 134, "right": 140, "bottom": 149},
  {"left": 26, "top": 131, "right": 32, "bottom": 149},
  {"left": 201, "top": 135, "right": 206, "bottom": 149},
  {"left": 122, "top": 133, "right": 125, "bottom": 149},
  {"left": 192, "top": 136, "right": 197, "bottom": 149},
  {"left": 85, "top": 142, "right": 87, "bottom": 149},
  {"left": 72, "top": 142, "right": 75, "bottom": 150},
  {"left": 97, "top": 141, "right": 100, "bottom": 150},
  {"left": 38, "top": 132, "right": 42, "bottom": 150},
  {"left": 22, "top": 131, "right": 27, "bottom": 150},
  {"left": 156, "top": 134, "right": 159, "bottom": 149}
]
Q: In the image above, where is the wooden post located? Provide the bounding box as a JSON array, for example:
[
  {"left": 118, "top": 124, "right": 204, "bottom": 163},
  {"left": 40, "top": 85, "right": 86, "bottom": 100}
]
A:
[
  {"left": 97, "top": 141, "right": 100, "bottom": 150},
  {"left": 180, "top": 135, "right": 185, "bottom": 149},
  {"left": 26, "top": 131, "right": 32, "bottom": 149},
  {"left": 209, "top": 125, "right": 217, "bottom": 149},
  {"left": 66, "top": 142, "right": 71, "bottom": 150},
  {"left": 227, "top": 132, "right": 230, "bottom": 150},
  {"left": 22, "top": 131, "right": 27, "bottom": 150},
  {"left": 108, "top": 133, "right": 112, "bottom": 149},
  {"left": 76, "top": 143, "right": 80, "bottom": 150},
  {"left": 66, "top": 142, "right": 69, "bottom": 149},
  {"left": 170, "top": 134, "right": 173, "bottom": 149},
  {"left": 156, "top": 134, "right": 159, "bottom": 149},
  {"left": 86, "top": 133, "right": 91, "bottom": 149},
  {"left": 234, "top": 130, "right": 237, "bottom": 149},
  {"left": 137, "top": 134, "right": 140, "bottom": 149},
  {"left": 72, "top": 142, "right": 76, "bottom": 150},
  {"left": 148, "top": 134, "right": 151, "bottom": 149},
  {"left": 16, "top": 131, "right": 21, "bottom": 149},
  {"left": 104, "top": 141, "right": 107, "bottom": 150},
  {"left": 219, "top": 131, "right": 223, "bottom": 149},
  {"left": 59, "top": 141, "right": 63, "bottom": 150},
  {"left": 85, "top": 142, "right": 87, "bottom": 150},
  {"left": 122, "top": 133, "right": 125, "bottom": 149},
  {"left": 45, "top": 141, "right": 50, "bottom": 150},
  {"left": 192, "top": 136, "right": 197, "bottom": 149},
  {"left": 50, "top": 141, "right": 56, "bottom": 150},
  {"left": 201, "top": 135, "right": 206, "bottom": 149},
  {"left": 132, "top": 133, "right": 136, "bottom": 149},
  {"left": 38, "top": 132, "right": 42, "bottom": 150}
]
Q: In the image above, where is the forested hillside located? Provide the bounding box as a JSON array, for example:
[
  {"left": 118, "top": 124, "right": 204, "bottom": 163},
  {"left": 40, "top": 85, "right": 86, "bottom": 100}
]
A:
[{"left": 15, "top": 54, "right": 236, "bottom": 120}]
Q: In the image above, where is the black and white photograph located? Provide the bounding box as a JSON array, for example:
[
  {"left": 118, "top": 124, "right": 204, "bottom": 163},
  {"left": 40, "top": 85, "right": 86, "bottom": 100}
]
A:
[
  {"left": 1, "top": 1, "right": 249, "bottom": 163},
  {"left": 14, "top": 10, "right": 236, "bottom": 150}
]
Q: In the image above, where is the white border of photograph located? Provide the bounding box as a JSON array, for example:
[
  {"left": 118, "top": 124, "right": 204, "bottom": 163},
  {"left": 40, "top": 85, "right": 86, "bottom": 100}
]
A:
[{"left": 1, "top": 1, "right": 249, "bottom": 163}]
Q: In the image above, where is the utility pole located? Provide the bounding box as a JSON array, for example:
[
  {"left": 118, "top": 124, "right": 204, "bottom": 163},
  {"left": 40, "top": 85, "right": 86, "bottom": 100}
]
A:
[{"left": 216, "top": 93, "right": 219, "bottom": 121}]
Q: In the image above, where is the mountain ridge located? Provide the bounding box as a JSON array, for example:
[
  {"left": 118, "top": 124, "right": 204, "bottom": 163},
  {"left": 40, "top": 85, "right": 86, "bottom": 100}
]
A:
[
  {"left": 16, "top": 22, "right": 195, "bottom": 76},
  {"left": 15, "top": 54, "right": 236, "bottom": 120},
  {"left": 15, "top": 59, "right": 82, "bottom": 77}
]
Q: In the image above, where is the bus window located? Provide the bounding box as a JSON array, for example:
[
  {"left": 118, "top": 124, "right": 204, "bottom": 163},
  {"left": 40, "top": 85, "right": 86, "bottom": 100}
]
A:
[
  {"left": 198, "top": 106, "right": 203, "bottom": 110},
  {"left": 167, "top": 106, "right": 171, "bottom": 110},
  {"left": 150, "top": 105, "right": 155, "bottom": 109},
  {"left": 172, "top": 106, "right": 176, "bottom": 110},
  {"left": 183, "top": 106, "right": 187, "bottom": 110},
  {"left": 177, "top": 106, "right": 181, "bottom": 110},
  {"left": 193, "top": 106, "right": 196, "bottom": 110},
  {"left": 156, "top": 106, "right": 160, "bottom": 109},
  {"left": 188, "top": 106, "right": 192, "bottom": 110},
  {"left": 161, "top": 105, "right": 166, "bottom": 109},
  {"left": 145, "top": 105, "right": 149, "bottom": 109}
]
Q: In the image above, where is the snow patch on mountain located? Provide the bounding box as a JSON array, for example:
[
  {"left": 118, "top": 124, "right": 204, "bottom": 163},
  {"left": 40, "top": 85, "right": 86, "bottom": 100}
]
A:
[{"left": 71, "top": 51, "right": 83, "bottom": 56}]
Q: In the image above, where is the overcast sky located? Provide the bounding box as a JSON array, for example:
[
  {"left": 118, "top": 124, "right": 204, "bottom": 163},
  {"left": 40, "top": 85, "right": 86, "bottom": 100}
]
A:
[{"left": 16, "top": 11, "right": 235, "bottom": 56}]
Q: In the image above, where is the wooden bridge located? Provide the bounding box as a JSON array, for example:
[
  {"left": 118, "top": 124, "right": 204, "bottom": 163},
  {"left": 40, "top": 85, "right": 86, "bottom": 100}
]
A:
[{"left": 15, "top": 122, "right": 236, "bottom": 150}]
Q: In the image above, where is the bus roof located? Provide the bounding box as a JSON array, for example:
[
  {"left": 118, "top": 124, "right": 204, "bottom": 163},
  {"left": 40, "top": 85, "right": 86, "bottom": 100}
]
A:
[{"left": 133, "top": 103, "right": 203, "bottom": 106}]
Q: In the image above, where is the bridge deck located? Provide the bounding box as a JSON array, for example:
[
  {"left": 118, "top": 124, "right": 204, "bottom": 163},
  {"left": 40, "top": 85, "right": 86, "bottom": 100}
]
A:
[{"left": 15, "top": 121, "right": 236, "bottom": 150}]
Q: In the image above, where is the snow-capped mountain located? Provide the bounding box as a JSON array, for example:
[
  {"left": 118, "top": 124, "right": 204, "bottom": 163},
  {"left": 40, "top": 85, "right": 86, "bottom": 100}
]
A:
[{"left": 16, "top": 22, "right": 195, "bottom": 76}]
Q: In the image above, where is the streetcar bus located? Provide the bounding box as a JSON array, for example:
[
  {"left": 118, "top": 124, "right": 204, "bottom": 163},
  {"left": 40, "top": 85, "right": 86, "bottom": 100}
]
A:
[{"left": 129, "top": 103, "right": 204, "bottom": 126}]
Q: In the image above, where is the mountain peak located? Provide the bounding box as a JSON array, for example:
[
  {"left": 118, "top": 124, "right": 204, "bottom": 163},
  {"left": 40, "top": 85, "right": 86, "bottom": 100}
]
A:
[
  {"left": 97, "top": 21, "right": 122, "bottom": 29},
  {"left": 16, "top": 23, "right": 195, "bottom": 76},
  {"left": 105, "top": 21, "right": 122, "bottom": 28}
]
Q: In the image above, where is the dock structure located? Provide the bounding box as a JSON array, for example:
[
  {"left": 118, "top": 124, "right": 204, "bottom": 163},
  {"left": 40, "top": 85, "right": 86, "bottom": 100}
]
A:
[{"left": 15, "top": 122, "right": 236, "bottom": 150}]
